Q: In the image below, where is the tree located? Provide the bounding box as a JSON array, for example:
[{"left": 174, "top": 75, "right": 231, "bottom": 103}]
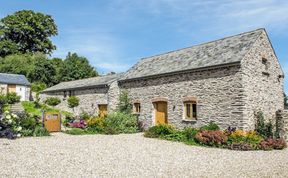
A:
[
  {"left": 28, "top": 54, "right": 56, "bottom": 86},
  {"left": 0, "top": 10, "right": 58, "bottom": 57},
  {"left": 45, "top": 97, "right": 61, "bottom": 107},
  {"left": 0, "top": 53, "right": 34, "bottom": 76},
  {"left": 67, "top": 96, "right": 79, "bottom": 112},
  {"left": 50, "top": 57, "right": 64, "bottom": 84},
  {"left": 61, "top": 52, "right": 98, "bottom": 81},
  {"left": 117, "top": 91, "right": 132, "bottom": 114},
  {"left": 31, "top": 82, "right": 47, "bottom": 103}
]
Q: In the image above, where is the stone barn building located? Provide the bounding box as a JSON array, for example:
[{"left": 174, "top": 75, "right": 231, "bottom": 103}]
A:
[
  {"left": 42, "top": 28, "right": 284, "bottom": 131},
  {"left": 41, "top": 73, "right": 122, "bottom": 116},
  {"left": 119, "top": 28, "right": 284, "bottom": 130}
]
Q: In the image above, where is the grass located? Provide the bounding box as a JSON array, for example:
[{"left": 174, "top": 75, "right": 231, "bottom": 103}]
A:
[
  {"left": 21, "top": 101, "right": 72, "bottom": 117},
  {"left": 65, "top": 128, "right": 97, "bottom": 135}
]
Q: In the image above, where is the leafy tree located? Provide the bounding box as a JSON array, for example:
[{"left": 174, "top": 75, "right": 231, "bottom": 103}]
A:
[
  {"left": 0, "top": 53, "right": 34, "bottom": 76},
  {"left": 61, "top": 52, "right": 98, "bottom": 81},
  {"left": 50, "top": 57, "right": 64, "bottom": 84},
  {"left": 0, "top": 10, "right": 58, "bottom": 57},
  {"left": 117, "top": 91, "right": 132, "bottom": 114},
  {"left": 31, "top": 82, "right": 47, "bottom": 103},
  {"left": 45, "top": 97, "right": 61, "bottom": 107},
  {"left": 28, "top": 54, "right": 56, "bottom": 86},
  {"left": 67, "top": 96, "right": 80, "bottom": 112}
]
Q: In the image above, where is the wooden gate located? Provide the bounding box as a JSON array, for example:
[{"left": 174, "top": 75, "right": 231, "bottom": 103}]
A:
[{"left": 43, "top": 112, "right": 61, "bottom": 132}]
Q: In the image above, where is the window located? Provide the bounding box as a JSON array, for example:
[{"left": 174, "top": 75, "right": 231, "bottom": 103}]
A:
[
  {"left": 68, "top": 90, "right": 74, "bottom": 97},
  {"left": 134, "top": 103, "right": 141, "bottom": 113},
  {"left": 63, "top": 91, "right": 67, "bottom": 99},
  {"left": 262, "top": 57, "right": 269, "bottom": 70},
  {"left": 262, "top": 57, "right": 267, "bottom": 64},
  {"left": 184, "top": 101, "right": 197, "bottom": 120}
]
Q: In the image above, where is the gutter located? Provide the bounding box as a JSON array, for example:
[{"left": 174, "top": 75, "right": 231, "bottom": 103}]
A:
[{"left": 118, "top": 61, "right": 241, "bottom": 83}]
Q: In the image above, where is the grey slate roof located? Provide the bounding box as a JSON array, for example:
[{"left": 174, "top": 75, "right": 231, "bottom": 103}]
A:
[
  {"left": 0, "top": 73, "right": 31, "bottom": 86},
  {"left": 43, "top": 73, "right": 122, "bottom": 93},
  {"left": 120, "top": 28, "right": 264, "bottom": 81}
]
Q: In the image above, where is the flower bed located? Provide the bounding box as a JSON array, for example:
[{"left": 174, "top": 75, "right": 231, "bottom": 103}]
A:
[
  {"left": 64, "top": 111, "right": 140, "bottom": 135},
  {"left": 144, "top": 122, "right": 287, "bottom": 151},
  {"left": 0, "top": 111, "right": 49, "bottom": 139}
]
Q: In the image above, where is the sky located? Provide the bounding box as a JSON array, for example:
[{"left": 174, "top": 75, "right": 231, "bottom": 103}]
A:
[{"left": 1, "top": 0, "right": 288, "bottom": 92}]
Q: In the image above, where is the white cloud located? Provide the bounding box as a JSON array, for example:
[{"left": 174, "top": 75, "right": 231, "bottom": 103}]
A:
[{"left": 52, "top": 28, "right": 127, "bottom": 73}]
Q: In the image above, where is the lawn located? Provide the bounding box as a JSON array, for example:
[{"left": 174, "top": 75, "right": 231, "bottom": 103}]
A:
[{"left": 21, "top": 101, "right": 72, "bottom": 117}]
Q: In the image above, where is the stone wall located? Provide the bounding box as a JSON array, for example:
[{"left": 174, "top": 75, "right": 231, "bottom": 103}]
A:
[
  {"left": 276, "top": 110, "right": 288, "bottom": 142},
  {"left": 241, "top": 31, "right": 284, "bottom": 130},
  {"left": 40, "top": 81, "right": 120, "bottom": 115},
  {"left": 120, "top": 65, "right": 245, "bottom": 130},
  {"left": 0, "top": 84, "right": 7, "bottom": 95}
]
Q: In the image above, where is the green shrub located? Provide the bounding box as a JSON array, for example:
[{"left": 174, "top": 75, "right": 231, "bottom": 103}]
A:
[
  {"left": 162, "top": 131, "right": 186, "bottom": 142},
  {"left": 21, "top": 129, "right": 34, "bottom": 137},
  {"left": 117, "top": 91, "right": 132, "bottom": 114},
  {"left": 65, "top": 128, "right": 86, "bottom": 135},
  {"left": 6, "top": 92, "right": 21, "bottom": 104},
  {"left": 33, "top": 126, "right": 50, "bottom": 137},
  {"left": 255, "top": 111, "right": 274, "bottom": 138},
  {"left": 0, "top": 94, "right": 7, "bottom": 106},
  {"left": 200, "top": 122, "right": 220, "bottom": 131},
  {"left": 86, "top": 117, "right": 105, "bottom": 133},
  {"left": 144, "top": 124, "right": 174, "bottom": 138},
  {"left": 67, "top": 96, "right": 79, "bottom": 110},
  {"left": 183, "top": 127, "right": 199, "bottom": 140},
  {"left": 45, "top": 97, "right": 61, "bottom": 107},
  {"left": 63, "top": 114, "right": 75, "bottom": 126},
  {"left": 104, "top": 112, "right": 138, "bottom": 134},
  {"left": 80, "top": 111, "right": 91, "bottom": 120},
  {"left": 227, "top": 130, "right": 263, "bottom": 149}
]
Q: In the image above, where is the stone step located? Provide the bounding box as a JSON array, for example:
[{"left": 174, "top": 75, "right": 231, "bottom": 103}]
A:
[{"left": 10, "top": 103, "right": 24, "bottom": 113}]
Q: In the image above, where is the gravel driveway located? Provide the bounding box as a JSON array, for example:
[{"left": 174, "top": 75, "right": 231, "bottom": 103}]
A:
[{"left": 0, "top": 133, "right": 287, "bottom": 178}]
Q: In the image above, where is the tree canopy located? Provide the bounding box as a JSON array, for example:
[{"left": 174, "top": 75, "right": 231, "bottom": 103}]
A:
[
  {"left": 0, "top": 10, "right": 99, "bottom": 88},
  {"left": 61, "top": 52, "right": 98, "bottom": 81},
  {"left": 0, "top": 10, "right": 58, "bottom": 57},
  {"left": 0, "top": 52, "right": 98, "bottom": 87}
]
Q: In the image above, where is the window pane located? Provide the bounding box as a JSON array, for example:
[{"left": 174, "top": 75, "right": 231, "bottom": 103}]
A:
[
  {"left": 186, "top": 104, "right": 191, "bottom": 118},
  {"left": 134, "top": 103, "right": 140, "bottom": 113},
  {"left": 192, "top": 104, "right": 197, "bottom": 118}
]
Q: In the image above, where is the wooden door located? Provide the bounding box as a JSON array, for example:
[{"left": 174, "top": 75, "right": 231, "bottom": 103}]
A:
[
  {"left": 98, "top": 105, "right": 108, "bottom": 118},
  {"left": 155, "top": 102, "right": 167, "bottom": 124},
  {"left": 44, "top": 112, "right": 61, "bottom": 132},
  {"left": 7, "top": 84, "right": 16, "bottom": 93}
]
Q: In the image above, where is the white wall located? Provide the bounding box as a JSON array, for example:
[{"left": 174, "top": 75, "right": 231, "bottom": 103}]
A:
[{"left": 16, "top": 85, "right": 29, "bottom": 101}]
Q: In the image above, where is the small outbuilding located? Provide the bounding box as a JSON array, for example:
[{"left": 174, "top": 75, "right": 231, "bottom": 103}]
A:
[{"left": 0, "top": 73, "right": 31, "bottom": 101}]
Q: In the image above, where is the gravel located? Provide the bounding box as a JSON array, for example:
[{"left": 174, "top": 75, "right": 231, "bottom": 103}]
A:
[{"left": 0, "top": 133, "right": 288, "bottom": 178}]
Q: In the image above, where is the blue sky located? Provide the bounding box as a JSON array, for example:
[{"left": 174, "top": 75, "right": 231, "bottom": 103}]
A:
[{"left": 1, "top": 0, "right": 288, "bottom": 92}]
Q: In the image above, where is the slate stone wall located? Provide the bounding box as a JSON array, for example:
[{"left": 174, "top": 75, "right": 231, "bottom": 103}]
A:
[
  {"left": 120, "top": 65, "right": 245, "bottom": 130},
  {"left": 40, "top": 81, "right": 119, "bottom": 115},
  {"left": 276, "top": 110, "right": 288, "bottom": 142},
  {"left": 241, "top": 31, "right": 284, "bottom": 130}
]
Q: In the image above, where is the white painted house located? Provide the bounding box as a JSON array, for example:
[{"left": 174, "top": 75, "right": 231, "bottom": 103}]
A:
[{"left": 0, "top": 73, "right": 31, "bottom": 101}]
